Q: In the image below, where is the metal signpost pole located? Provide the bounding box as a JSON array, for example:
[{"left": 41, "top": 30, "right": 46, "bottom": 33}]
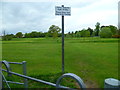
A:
[
  {"left": 118, "top": 1, "right": 120, "bottom": 30},
  {"left": 62, "top": 5, "right": 64, "bottom": 73},
  {"left": 55, "top": 5, "right": 70, "bottom": 73}
]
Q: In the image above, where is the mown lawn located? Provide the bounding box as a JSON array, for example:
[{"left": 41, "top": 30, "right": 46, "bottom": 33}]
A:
[{"left": 2, "top": 37, "right": 118, "bottom": 88}]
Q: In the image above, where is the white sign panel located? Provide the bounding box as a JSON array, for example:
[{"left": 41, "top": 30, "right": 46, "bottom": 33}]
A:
[{"left": 55, "top": 6, "right": 71, "bottom": 16}]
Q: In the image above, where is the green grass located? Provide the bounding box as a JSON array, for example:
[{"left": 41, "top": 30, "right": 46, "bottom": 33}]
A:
[{"left": 2, "top": 37, "right": 118, "bottom": 88}]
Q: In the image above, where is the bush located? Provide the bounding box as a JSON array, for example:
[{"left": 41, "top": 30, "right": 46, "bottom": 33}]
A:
[
  {"left": 80, "top": 30, "right": 90, "bottom": 37},
  {"left": 2, "top": 35, "right": 12, "bottom": 41},
  {"left": 100, "top": 27, "right": 112, "bottom": 38},
  {"left": 75, "top": 32, "right": 81, "bottom": 37}
]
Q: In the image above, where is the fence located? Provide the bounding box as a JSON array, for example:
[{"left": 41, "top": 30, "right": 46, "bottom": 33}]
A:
[
  {"left": 1, "top": 60, "right": 119, "bottom": 89},
  {"left": 1, "top": 60, "right": 86, "bottom": 89},
  {"left": 2, "top": 60, "right": 28, "bottom": 89}
]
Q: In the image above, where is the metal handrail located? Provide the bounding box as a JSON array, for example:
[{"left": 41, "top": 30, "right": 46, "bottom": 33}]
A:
[
  {"left": 1, "top": 72, "right": 10, "bottom": 89},
  {"left": 56, "top": 73, "right": 86, "bottom": 89},
  {"left": 8, "top": 62, "right": 23, "bottom": 65},
  {"left": 2, "top": 60, "right": 12, "bottom": 76},
  {"left": 2, "top": 69, "right": 69, "bottom": 89},
  {"left": 2, "top": 60, "right": 86, "bottom": 89},
  {"left": 5, "top": 81, "right": 24, "bottom": 85},
  {"left": 2, "top": 60, "right": 28, "bottom": 88}
]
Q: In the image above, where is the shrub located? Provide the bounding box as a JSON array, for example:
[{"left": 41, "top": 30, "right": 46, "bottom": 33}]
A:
[
  {"left": 100, "top": 27, "right": 112, "bottom": 38},
  {"left": 2, "top": 35, "right": 12, "bottom": 41},
  {"left": 75, "top": 32, "right": 81, "bottom": 37},
  {"left": 80, "top": 30, "right": 90, "bottom": 37}
]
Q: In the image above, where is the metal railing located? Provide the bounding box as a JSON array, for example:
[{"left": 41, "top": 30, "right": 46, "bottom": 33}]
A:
[
  {"left": 1, "top": 60, "right": 86, "bottom": 90},
  {"left": 2, "top": 60, "right": 28, "bottom": 89}
]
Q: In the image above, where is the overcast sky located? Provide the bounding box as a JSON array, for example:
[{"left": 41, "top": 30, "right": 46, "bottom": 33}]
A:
[{"left": 0, "top": 0, "right": 119, "bottom": 34}]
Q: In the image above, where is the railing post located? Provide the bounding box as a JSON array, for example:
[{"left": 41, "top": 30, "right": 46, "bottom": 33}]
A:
[
  {"left": 0, "top": 61, "right": 3, "bottom": 89},
  {"left": 22, "top": 61, "right": 28, "bottom": 89}
]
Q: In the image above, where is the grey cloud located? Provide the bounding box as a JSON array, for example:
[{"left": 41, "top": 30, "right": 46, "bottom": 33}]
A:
[
  {"left": 2, "top": 2, "right": 55, "bottom": 34},
  {"left": 1, "top": 1, "right": 118, "bottom": 34}
]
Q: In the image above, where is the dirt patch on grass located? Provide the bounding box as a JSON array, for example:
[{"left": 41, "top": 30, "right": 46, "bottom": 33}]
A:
[
  {"left": 85, "top": 80, "right": 99, "bottom": 88},
  {"left": 72, "top": 79, "right": 99, "bottom": 89}
]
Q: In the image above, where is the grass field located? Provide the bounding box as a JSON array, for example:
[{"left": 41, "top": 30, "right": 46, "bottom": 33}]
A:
[{"left": 2, "top": 37, "right": 118, "bottom": 88}]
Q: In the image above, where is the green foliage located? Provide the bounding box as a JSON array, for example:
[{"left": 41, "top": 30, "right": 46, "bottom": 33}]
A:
[
  {"left": 109, "top": 25, "right": 117, "bottom": 35},
  {"left": 101, "top": 25, "right": 118, "bottom": 36},
  {"left": 25, "top": 31, "right": 46, "bottom": 38},
  {"left": 58, "top": 33, "right": 62, "bottom": 37},
  {"left": 87, "top": 27, "right": 93, "bottom": 36},
  {"left": 66, "top": 34, "right": 72, "bottom": 38},
  {"left": 65, "top": 31, "right": 76, "bottom": 38},
  {"left": 117, "top": 29, "right": 120, "bottom": 35},
  {"left": 100, "top": 27, "right": 112, "bottom": 38},
  {"left": 16, "top": 32, "right": 23, "bottom": 38},
  {"left": 12, "top": 23, "right": 118, "bottom": 39},
  {"left": 66, "top": 32, "right": 72, "bottom": 38},
  {"left": 25, "top": 33, "right": 31, "bottom": 38},
  {"left": 94, "top": 22, "right": 100, "bottom": 36},
  {"left": 2, "top": 34, "right": 13, "bottom": 41},
  {"left": 71, "top": 31, "right": 74, "bottom": 37},
  {"left": 80, "top": 29, "right": 90, "bottom": 37},
  {"left": 48, "top": 25, "right": 61, "bottom": 38},
  {"left": 30, "top": 31, "right": 40, "bottom": 38},
  {"left": 91, "top": 31, "right": 95, "bottom": 37},
  {"left": 75, "top": 31, "right": 81, "bottom": 37},
  {"left": 45, "top": 32, "right": 52, "bottom": 37}
]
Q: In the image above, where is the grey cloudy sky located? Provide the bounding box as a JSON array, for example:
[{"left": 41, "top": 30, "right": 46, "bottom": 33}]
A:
[{"left": 0, "top": 0, "right": 119, "bottom": 34}]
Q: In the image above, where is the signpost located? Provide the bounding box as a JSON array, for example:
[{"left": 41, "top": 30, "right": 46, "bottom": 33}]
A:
[
  {"left": 55, "top": 5, "right": 71, "bottom": 73},
  {"left": 118, "top": 1, "right": 120, "bottom": 29}
]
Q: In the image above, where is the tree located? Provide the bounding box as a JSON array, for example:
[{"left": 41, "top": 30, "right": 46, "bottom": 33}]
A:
[
  {"left": 117, "top": 29, "right": 120, "bottom": 35},
  {"left": 2, "top": 34, "right": 13, "bottom": 41},
  {"left": 99, "top": 27, "right": 112, "bottom": 38},
  {"left": 30, "top": 31, "right": 39, "bottom": 38},
  {"left": 87, "top": 27, "right": 93, "bottom": 36},
  {"left": 39, "top": 32, "right": 46, "bottom": 37},
  {"left": 94, "top": 22, "right": 100, "bottom": 36},
  {"left": 16, "top": 32, "right": 23, "bottom": 38},
  {"left": 48, "top": 25, "right": 61, "bottom": 38},
  {"left": 71, "top": 31, "right": 74, "bottom": 37},
  {"left": 75, "top": 31, "right": 81, "bottom": 37},
  {"left": 66, "top": 32, "right": 72, "bottom": 38},
  {"left": 9, "top": 34, "right": 14, "bottom": 38},
  {"left": 75, "top": 31, "right": 78, "bottom": 34},
  {"left": 58, "top": 33, "right": 62, "bottom": 37},
  {"left": 25, "top": 33, "right": 31, "bottom": 38},
  {"left": 80, "top": 29, "right": 90, "bottom": 37},
  {"left": 91, "top": 31, "right": 95, "bottom": 37},
  {"left": 109, "top": 25, "right": 117, "bottom": 35}
]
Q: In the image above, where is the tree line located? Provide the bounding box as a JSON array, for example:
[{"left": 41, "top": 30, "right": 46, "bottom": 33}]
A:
[
  {"left": 2, "top": 22, "right": 120, "bottom": 41},
  {"left": 66, "top": 22, "right": 119, "bottom": 38}
]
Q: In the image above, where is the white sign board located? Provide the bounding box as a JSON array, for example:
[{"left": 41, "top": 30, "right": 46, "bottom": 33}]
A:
[{"left": 55, "top": 6, "right": 71, "bottom": 16}]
